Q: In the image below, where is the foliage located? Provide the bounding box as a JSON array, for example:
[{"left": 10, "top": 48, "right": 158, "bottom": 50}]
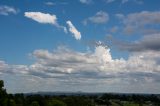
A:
[
  {"left": 46, "top": 99, "right": 66, "bottom": 106},
  {"left": 31, "top": 101, "right": 40, "bottom": 106},
  {"left": 0, "top": 80, "right": 160, "bottom": 106}
]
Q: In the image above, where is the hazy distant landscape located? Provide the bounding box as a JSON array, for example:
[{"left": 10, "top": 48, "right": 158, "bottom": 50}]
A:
[{"left": 1, "top": 80, "right": 160, "bottom": 106}]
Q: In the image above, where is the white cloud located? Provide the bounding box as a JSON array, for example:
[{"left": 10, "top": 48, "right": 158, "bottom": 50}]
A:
[
  {"left": 83, "top": 11, "right": 109, "bottom": 25},
  {"left": 94, "top": 45, "right": 113, "bottom": 64},
  {"left": 0, "top": 5, "right": 18, "bottom": 16},
  {"left": 0, "top": 61, "right": 8, "bottom": 73},
  {"left": 66, "top": 20, "right": 81, "bottom": 40},
  {"left": 1, "top": 44, "right": 160, "bottom": 77},
  {"left": 24, "top": 12, "right": 67, "bottom": 33},
  {"left": 27, "top": 46, "right": 159, "bottom": 74},
  {"left": 24, "top": 12, "right": 58, "bottom": 25},
  {"left": 79, "top": 0, "right": 92, "bottom": 4}
]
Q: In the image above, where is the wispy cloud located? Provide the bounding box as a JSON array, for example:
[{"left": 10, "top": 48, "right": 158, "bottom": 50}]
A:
[
  {"left": 115, "top": 13, "right": 125, "bottom": 19},
  {"left": 25, "top": 12, "right": 57, "bottom": 25},
  {"left": 121, "top": 0, "right": 128, "bottom": 4},
  {"left": 0, "top": 5, "right": 19, "bottom": 16},
  {"left": 106, "top": 0, "right": 115, "bottom": 3},
  {"left": 44, "top": 1, "right": 68, "bottom": 6},
  {"left": 79, "top": 0, "right": 93, "bottom": 4},
  {"left": 105, "top": 0, "right": 143, "bottom": 4},
  {"left": 45, "top": 2, "right": 55, "bottom": 6},
  {"left": 24, "top": 12, "right": 67, "bottom": 33},
  {"left": 83, "top": 11, "right": 109, "bottom": 25},
  {"left": 66, "top": 20, "right": 81, "bottom": 40},
  {"left": 109, "top": 26, "right": 119, "bottom": 33},
  {"left": 24, "top": 12, "right": 83, "bottom": 39},
  {"left": 116, "top": 11, "right": 160, "bottom": 35}
]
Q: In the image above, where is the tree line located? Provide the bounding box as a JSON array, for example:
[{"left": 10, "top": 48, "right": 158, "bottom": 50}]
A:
[{"left": 0, "top": 80, "right": 160, "bottom": 106}]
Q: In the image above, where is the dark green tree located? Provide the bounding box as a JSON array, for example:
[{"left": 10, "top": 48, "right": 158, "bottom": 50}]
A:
[
  {"left": 8, "top": 99, "right": 16, "bottom": 106},
  {"left": 46, "top": 99, "right": 67, "bottom": 106},
  {"left": 31, "top": 101, "right": 40, "bottom": 106},
  {"left": 0, "top": 80, "right": 8, "bottom": 106}
]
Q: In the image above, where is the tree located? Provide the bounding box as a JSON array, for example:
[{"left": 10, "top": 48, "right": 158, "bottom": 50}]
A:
[
  {"left": 0, "top": 80, "right": 4, "bottom": 89},
  {"left": 31, "top": 101, "right": 40, "bottom": 106},
  {"left": 8, "top": 99, "right": 16, "bottom": 106},
  {"left": 0, "top": 80, "right": 8, "bottom": 106},
  {"left": 46, "top": 99, "right": 67, "bottom": 106},
  {"left": 0, "top": 80, "right": 6, "bottom": 94}
]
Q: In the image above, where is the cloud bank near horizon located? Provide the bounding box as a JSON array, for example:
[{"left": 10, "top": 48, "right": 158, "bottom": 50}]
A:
[{"left": 0, "top": 44, "right": 160, "bottom": 93}]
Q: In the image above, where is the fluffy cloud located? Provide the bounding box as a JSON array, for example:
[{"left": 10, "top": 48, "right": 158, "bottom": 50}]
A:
[
  {"left": 0, "top": 5, "right": 18, "bottom": 16},
  {"left": 83, "top": 11, "right": 109, "bottom": 25},
  {"left": 24, "top": 12, "right": 67, "bottom": 33},
  {"left": 79, "top": 0, "right": 92, "bottom": 4},
  {"left": 0, "top": 61, "right": 8, "bottom": 74},
  {"left": 66, "top": 21, "right": 81, "bottom": 40},
  {"left": 116, "top": 11, "right": 160, "bottom": 35},
  {"left": 30, "top": 45, "right": 160, "bottom": 83},
  {"left": 0, "top": 44, "right": 160, "bottom": 79}
]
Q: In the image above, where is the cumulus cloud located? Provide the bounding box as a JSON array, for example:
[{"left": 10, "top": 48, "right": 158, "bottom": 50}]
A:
[
  {"left": 31, "top": 45, "right": 160, "bottom": 77},
  {"left": 0, "top": 5, "right": 18, "bottom": 16},
  {"left": 79, "top": 0, "right": 92, "bottom": 4},
  {"left": 116, "top": 11, "right": 160, "bottom": 35},
  {"left": 83, "top": 11, "right": 109, "bottom": 25},
  {"left": 0, "top": 61, "right": 8, "bottom": 74},
  {"left": 24, "top": 12, "right": 67, "bottom": 33},
  {"left": 66, "top": 20, "right": 81, "bottom": 40},
  {"left": 0, "top": 44, "right": 160, "bottom": 80}
]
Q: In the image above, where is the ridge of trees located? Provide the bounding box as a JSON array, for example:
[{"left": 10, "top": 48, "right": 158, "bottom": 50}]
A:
[{"left": 0, "top": 80, "right": 160, "bottom": 106}]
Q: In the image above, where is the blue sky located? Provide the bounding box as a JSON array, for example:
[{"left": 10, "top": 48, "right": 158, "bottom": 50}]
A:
[{"left": 0, "top": 0, "right": 160, "bottom": 93}]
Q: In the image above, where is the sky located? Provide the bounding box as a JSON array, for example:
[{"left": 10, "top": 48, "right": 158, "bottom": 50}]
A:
[{"left": 0, "top": 0, "right": 160, "bottom": 94}]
